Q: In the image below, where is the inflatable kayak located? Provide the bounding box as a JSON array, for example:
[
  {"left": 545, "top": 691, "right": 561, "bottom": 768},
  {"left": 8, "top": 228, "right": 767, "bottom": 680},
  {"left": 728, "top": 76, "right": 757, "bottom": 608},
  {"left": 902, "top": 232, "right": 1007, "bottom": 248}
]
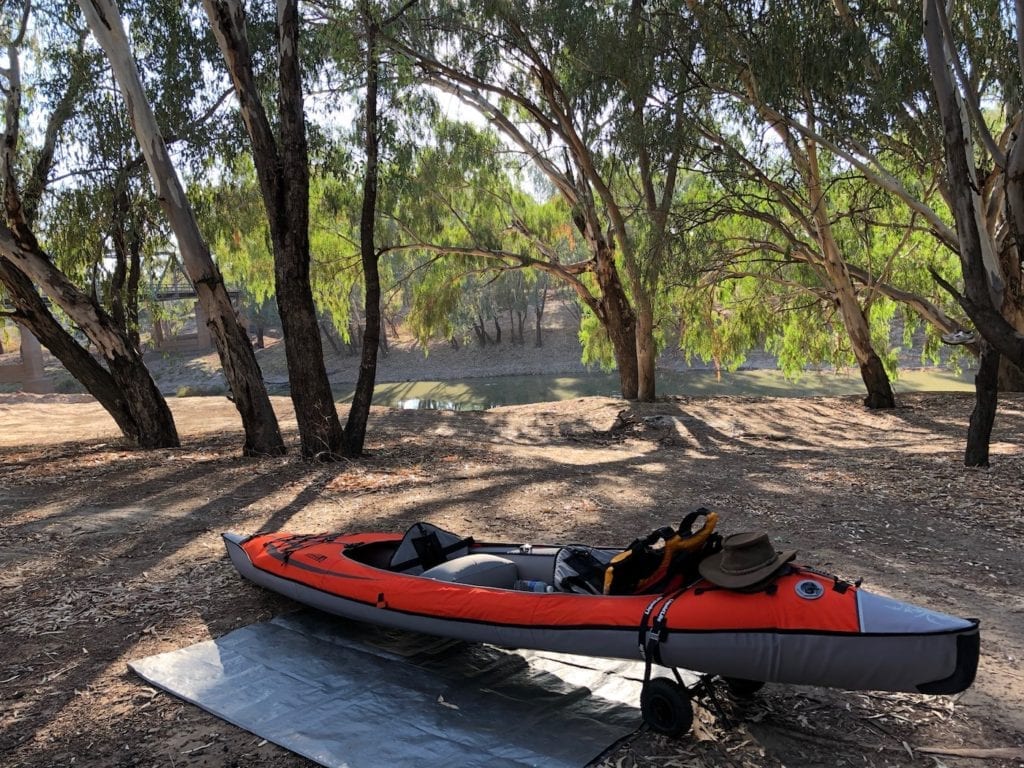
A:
[{"left": 223, "top": 523, "right": 979, "bottom": 704}]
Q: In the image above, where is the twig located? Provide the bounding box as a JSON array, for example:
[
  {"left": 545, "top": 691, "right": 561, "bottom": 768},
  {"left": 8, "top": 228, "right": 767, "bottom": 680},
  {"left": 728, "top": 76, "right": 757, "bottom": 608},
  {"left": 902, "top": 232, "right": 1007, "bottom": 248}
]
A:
[
  {"left": 916, "top": 746, "right": 1024, "bottom": 760},
  {"left": 180, "top": 742, "right": 213, "bottom": 755}
]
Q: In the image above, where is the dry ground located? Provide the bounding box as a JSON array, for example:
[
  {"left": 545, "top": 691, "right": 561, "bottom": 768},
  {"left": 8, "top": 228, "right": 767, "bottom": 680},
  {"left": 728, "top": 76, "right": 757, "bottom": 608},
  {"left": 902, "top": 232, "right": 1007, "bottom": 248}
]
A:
[{"left": 1, "top": 392, "right": 1023, "bottom": 768}]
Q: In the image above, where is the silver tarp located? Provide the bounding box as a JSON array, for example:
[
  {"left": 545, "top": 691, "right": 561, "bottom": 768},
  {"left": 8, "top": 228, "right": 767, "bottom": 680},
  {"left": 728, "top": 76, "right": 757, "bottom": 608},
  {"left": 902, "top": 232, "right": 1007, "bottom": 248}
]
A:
[{"left": 129, "top": 611, "right": 645, "bottom": 768}]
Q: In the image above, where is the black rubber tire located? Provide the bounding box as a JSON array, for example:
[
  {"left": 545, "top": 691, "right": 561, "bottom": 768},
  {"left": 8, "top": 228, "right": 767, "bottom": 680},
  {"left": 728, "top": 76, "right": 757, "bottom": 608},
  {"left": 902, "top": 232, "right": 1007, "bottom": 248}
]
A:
[
  {"left": 723, "top": 677, "right": 765, "bottom": 698},
  {"left": 640, "top": 677, "right": 694, "bottom": 737}
]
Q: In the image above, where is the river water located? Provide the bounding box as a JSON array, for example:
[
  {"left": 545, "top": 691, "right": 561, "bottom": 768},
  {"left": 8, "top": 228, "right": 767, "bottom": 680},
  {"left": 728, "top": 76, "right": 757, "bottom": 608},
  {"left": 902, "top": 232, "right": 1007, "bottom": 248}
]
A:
[{"left": 334, "top": 368, "right": 975, "bottom": 411}]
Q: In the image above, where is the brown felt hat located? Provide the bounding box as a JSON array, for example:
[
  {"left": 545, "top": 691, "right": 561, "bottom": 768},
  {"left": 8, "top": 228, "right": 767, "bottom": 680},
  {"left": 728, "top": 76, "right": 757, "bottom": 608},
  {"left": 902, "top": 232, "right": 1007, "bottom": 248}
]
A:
[{"left": 698, "top": 531, "right": 796, "bottom": 589}]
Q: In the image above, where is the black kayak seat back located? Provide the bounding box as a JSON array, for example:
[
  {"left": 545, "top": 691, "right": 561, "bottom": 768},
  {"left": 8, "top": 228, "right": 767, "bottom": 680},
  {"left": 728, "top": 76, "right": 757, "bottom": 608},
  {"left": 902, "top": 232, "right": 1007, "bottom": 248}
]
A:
[
  {"left": 389, "top": 522, "right": 474, "bottom": 575},
  {"left": 553, "top": 545, "right": 613, "bottom": 594}
]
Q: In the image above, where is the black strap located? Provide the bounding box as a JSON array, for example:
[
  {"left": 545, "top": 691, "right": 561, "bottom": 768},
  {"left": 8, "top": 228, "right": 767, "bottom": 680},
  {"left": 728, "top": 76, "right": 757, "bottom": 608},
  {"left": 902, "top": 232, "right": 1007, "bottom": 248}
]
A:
[
  {"left": 678, "top": 507, "right": 710, "bottom": 536},
  {"left": 637, "top": 591, "right": 685, "bottom": 686},
  {"left": 637, "top": 595, "right": 666, "bottom": 659},
  {"left": 645, "top": 595, "right": 679, "bottom": 665}
]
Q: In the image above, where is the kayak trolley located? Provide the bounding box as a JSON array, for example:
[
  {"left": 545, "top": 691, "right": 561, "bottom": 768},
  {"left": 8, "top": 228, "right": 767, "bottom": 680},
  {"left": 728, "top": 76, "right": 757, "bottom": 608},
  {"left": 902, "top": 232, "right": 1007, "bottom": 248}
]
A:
[
  {"left": 637, "top": 594, "right": 764, "bottom": 736},
  {"left": 639, "top": 665, "right": 765, "bottom": 736}
]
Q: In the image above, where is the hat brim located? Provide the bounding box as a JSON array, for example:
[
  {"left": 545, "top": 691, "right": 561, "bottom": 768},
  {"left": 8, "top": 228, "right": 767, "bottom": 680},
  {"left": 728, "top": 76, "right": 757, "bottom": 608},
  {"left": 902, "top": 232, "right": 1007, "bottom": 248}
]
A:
[{"left": 698, "top": 549, "right": 797, "bottom": 589}]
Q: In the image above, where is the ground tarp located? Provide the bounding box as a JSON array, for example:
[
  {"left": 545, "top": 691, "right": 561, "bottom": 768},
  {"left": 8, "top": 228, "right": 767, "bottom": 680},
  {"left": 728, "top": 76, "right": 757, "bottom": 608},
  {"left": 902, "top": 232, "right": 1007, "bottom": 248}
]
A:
[{"left": 128, "top": 611, "right": 645, "bottom": 768}]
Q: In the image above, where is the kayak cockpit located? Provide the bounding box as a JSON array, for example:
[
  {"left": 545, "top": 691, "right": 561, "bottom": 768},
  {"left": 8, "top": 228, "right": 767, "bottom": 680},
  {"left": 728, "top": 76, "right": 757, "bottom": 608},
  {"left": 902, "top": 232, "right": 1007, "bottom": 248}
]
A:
[{"left": 344, "top": 534, "right": 587, "bottom": 592}]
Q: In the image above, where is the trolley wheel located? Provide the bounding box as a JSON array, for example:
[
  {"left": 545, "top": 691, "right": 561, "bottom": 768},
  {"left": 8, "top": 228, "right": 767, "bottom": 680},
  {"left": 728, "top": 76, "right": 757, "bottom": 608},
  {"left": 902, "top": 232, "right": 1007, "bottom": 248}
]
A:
[
  {"left": 722, "top": 677, "right": 765, "bottom": 698},
  {"left": 640, "top": 677, "right": 694, "bottom": 737}
]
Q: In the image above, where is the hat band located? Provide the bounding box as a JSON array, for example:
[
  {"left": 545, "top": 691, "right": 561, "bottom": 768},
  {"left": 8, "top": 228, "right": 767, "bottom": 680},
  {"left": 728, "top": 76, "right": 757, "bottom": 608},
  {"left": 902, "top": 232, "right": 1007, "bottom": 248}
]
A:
[{"left": 720, "top": 553, "right": 778, "bottom": 575}]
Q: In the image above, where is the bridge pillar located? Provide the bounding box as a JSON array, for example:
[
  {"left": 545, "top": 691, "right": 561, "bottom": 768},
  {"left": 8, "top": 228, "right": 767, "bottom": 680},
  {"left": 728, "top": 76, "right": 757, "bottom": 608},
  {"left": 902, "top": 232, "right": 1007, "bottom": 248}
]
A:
[
  {"left": 152, "top": 315, "right": 166, "bottom": 349},
  {"left": 195, "top": 301, "right": 213, "bottom": 350},
  {"left": 18, "top": 324, "right": 53, "bottom": 394}
]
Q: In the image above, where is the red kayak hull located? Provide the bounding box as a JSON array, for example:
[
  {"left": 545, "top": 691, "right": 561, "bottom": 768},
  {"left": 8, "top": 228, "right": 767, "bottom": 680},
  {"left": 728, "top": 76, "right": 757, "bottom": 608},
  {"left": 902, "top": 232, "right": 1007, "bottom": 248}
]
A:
[{"left": 224, "top": 531, "right": 978, "bottom": 695}]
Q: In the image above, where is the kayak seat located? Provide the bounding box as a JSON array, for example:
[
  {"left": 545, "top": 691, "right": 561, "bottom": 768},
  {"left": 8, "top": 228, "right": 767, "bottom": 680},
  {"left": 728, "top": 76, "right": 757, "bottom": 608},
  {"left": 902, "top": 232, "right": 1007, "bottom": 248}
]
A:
[
  {"left": 420, "top": 554, "right": 519, "bottom": 589},
  {"left": 389, "top": 522, "right": 474, "bottom": 575}
]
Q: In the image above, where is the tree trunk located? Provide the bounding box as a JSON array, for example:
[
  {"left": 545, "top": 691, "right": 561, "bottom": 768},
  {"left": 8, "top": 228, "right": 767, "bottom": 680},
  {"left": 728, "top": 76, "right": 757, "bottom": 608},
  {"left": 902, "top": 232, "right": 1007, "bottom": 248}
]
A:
[
  {"left": 996, "top": 175, "right": 1024, "bottom": 392},
  {"left": 342, "top": 4, "right": 382, "bottom": 459},
  {"left": 125, "top": 212, "right": 143, "bottom": 350},
  {"left": 320, "top": 320, "right": 343, "bottom": 355},
  {"left": 0, "top": 232, "right": 178, "bottom": 448},
  {"left": 998, "top": 358, "right": 1024, "bottom": 391},
  {"left": 804, "top": 137, "right": 895, "bottom": 408},
  {"left": 924, "top": 0, "right": 1024, "bottom": 368},
  {"left": 79, "top": 0, "right": 285, "bottom": 457},
  {"left": 634, "top": 295, "right": 657, "bottom": 402},
  {"left": 277, "top": 0, "right": 344, "bottom": 458},
  {"left": 472, "top": 315, "right": 490, "bottom": 346},
  {"left": 533, "top": 282, "right": 548, "bottom": 348},
  {"left": 835, "top": 296, "right": 895, "bottom": 408},
  {"left": 203, "top": 0, "right": 342, "bottom": 458},
  {"left": 105, "top": 348, "right": 179, "bottom": 449},
  {"left": 856, "top": 355, "right": 893, "bottom": 409},
  {"left": 0, "top": 257, "right": 142, "bottom": 441},
  {"left": 108, "top": 182, "right": 142, "bottom": 349},
  {"left": 593, "top": 244, "right": 639, "bottom": 399},
  {"left": 493, "top": 316, "right": 501, "bottom": 344},
  {"left": 965, "top": 343, "right": 999, "bottom": 467}
]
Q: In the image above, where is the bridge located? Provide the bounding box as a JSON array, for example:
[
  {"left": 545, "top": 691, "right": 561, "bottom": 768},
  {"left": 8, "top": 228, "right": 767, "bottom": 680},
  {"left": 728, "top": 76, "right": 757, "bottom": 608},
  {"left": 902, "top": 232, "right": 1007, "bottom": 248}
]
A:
[
  {"left": 151, "top": 286, "right": 242, "bottom": 301},
  {"left": 1, "top": 280, "right": 251, "bottom": 392}
]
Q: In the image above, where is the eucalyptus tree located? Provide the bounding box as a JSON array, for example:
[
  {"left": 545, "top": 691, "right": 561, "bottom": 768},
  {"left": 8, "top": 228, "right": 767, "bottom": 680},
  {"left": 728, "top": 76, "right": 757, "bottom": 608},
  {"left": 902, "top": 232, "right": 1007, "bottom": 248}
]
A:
[
  {"left": 674, "top": 131, "right": 964, "bottom": 383},
  {"left": 706, "top": 0, "right": 1023, "bottom": 460},
  {"left": 77, "top": 0, "right": 285, "bottom": 457},
  {"left": 0, "top": 0, "right": 178, "bottom": 446},
  {"left": 685, "top": 2, "right": 922, "bottom": 408},
  {"left": 689, "top": 0, "right": 1022, "bottom": 457},
  {"left": 922, "top": 0, "right": 1024, "bottom": 464},
  {"left": 920, "top": 0, "right": 1024, "bottom": 365},
  {"left": 200, "top": 0, "right": 344, "bottom": 458},
  {"left": 388, "top": 0, "right": 701, "bottom": 401}
]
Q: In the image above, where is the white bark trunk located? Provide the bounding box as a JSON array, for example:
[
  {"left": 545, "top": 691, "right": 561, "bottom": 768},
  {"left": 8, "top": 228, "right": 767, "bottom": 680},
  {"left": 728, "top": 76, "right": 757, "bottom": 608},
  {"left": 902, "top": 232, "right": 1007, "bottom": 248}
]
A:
[
  {"left": 934, "top": 11, "right": 1005, "bottom": 309},
  {"left": 77, "top": 0, "right": 285, "bottom": 456},
  {"left": 76, "top": 0, "right": 215, "bottom": 284}
]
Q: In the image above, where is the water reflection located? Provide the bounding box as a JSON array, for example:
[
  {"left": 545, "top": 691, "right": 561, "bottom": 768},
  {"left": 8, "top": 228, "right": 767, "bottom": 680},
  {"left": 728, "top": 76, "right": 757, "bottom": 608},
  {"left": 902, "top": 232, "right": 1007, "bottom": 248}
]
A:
[{"left": 397, "top": 398, "right": 490, "bottom": 411}]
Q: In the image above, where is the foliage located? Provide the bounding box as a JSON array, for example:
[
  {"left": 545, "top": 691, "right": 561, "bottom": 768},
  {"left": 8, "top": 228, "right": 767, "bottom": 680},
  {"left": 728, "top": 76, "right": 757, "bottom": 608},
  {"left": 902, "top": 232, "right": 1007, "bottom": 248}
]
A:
[{"left": 12, "top": 0, "right": 1012, "bottom": 408}]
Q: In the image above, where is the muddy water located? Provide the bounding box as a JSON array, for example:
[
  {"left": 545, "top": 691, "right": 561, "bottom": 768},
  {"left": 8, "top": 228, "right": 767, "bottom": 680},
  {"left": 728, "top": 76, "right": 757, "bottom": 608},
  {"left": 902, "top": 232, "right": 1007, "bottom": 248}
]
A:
[{"left": 335, "top": 368, "right": 974, "bottom": 411}]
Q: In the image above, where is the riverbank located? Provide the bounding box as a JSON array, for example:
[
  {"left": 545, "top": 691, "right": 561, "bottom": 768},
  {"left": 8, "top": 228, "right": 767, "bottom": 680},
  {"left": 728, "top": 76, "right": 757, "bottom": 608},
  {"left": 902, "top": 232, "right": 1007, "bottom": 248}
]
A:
[{"left": 1, "top": 301, "right": 973, "bottom": 404}]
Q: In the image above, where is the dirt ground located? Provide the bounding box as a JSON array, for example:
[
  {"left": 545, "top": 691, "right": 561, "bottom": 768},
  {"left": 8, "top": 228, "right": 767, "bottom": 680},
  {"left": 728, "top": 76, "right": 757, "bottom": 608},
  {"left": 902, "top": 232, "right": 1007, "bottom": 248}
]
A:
[{"left": 1, "top": 391, "right": 1023, "bottom": 768}]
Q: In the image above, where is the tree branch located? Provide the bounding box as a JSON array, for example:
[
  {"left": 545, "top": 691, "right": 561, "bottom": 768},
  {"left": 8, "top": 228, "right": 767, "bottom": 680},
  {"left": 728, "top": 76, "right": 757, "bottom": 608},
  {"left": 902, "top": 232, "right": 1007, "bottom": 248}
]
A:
[
  {"left": 933, "top": 0, "right": 1005, "bottom": 167},
  {"left": 748, "top": 99, "right": 960, "bottom": 250}
]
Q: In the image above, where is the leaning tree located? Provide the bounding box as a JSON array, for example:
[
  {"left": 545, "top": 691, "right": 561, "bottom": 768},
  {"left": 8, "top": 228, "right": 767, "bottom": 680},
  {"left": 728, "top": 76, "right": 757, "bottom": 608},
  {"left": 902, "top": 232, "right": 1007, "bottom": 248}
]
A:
[{"left": 0, "top": 0, "right": 178, "bottom": 447}]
